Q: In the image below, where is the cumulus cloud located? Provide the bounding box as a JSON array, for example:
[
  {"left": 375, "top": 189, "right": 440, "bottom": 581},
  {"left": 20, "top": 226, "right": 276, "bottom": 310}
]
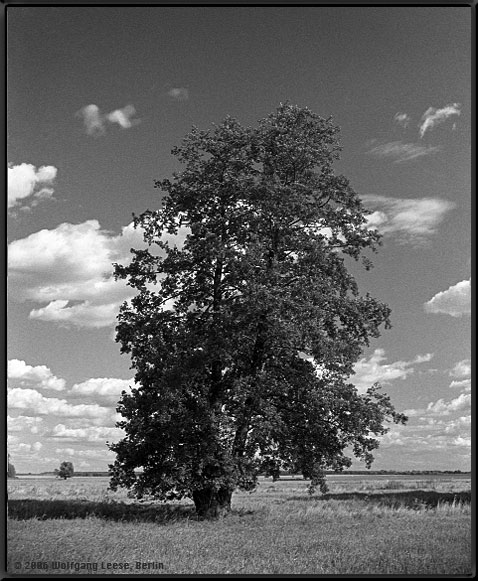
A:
[
  {"left": 452, "top": 436, "right": 471, "bottom": 448},
  {"left": 167, "top": 88, "right": 189, "bottom": 101},
  {"left": 377, "top": 401, "right": 471, "bottom": 461},
  {"left": 77, "top": 104, "right": 140, "bottom": 136},
  {"left": 9, "top": 220, "right": 144, "bottom": 292},
  {"left": 352, "top": 348, "right": 433, "bottom": 393},
  {"left": 8, "top": 162, "right": 58, "bottom": 210},
  {"left": 7, "top": 365, "right": 131, "bottom": 464},
  {"left": 450, "top": 359, "right": 471, "bottom": 378},
  {"left": 443, "top": 415, "right": 471, "bottom": 433},
  {"left": 106, "top": 105, "right": 140, "bottom": 129},
  {"left": 9, "top": 221, "right": 143, "bottom": 328},
  {"left": 75, "top": 449, "right": 117, "bottom": 459},
  {"left": 394, "top": 112, "right": 410, "bottom": 128},
  {"left": 55, "top": 447, "right": 76, "bottom": 456},
  {"left": 419, "top": 103, "right": 461, "bottom": 139},
  {"left": 8, "top": 219, "right": 189, "bottom": 328},
  {"left": 8, "top": 387, "right": 112, "bottom": 419},
  {"left": 8, "top": 359, "right": 66, "bottom": 391},
  {"left": 51, "top": 423, "right": 124, "bottom": 443},
  {"left": 11, "top": 441, "right": 43, "bottom": 454},
  {"left": 426, "top": 393, "right": 471, "bottom": 416},
  {"left": 405, "top": 392, "right": 471, "bottom": 417},
  {"left": 363, "top": 195, "right": 455, "bottom": 246},
  {"left": 366, "top": 140, "right": 441, "bottom": 163},
  {"left": 378, "top": 419, "right": 471, "bottom": 454},
  {"left": 424, "top": 279, "right": 471, "bottom": 317},
  {"left": 76, "top": 104, "right": 105, "bottom": 136},
  {"left": 70, "top": 377, "right": 133, "bottom": 397},
  {"left": 8, "top": 415, "right": 44, "bottom": 434}
]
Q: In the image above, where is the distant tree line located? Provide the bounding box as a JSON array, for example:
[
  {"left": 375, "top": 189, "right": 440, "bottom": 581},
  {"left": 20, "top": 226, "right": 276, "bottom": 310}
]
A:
[
  {"left": 19, "top": 468, "right": 467, "bottom": 477},
  {"left": 330, "top": 470, "right": 467, "bottom": 475}
]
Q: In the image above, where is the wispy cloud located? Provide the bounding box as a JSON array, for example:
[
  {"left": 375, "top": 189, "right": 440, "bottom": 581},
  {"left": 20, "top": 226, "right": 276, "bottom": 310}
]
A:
[
  {"left": 363, "top": 194, "right": 455, "bottom": 246},
  {"left": 424, "top": 279, "right": 471, "bottom": 317},
  {"left": 167, "top": 87, "right": 189, "bottom": 101},
  {"left": 367, "top": 103, "right": 462, "bottom": 163},
  {"left": 419, "top": 103, "right": 461, "bottom": 139},
  {"left": 29, "top": 300, "right": 122, "bottom": 329},
  {"left": 448, "top": 358, "right": 471, "bottom": 392},
  {"left": 8, "top": 162, "right": 58, "bottom": 210},
  {"left": 449, "top": 379, "right": 471, "bottom": 392},
  {"left": 76, "top": 104, "right": 140, "bottom": 136},
  {"left": 394, "top": 112, "right": 410, "bottom": 129},
  {"left": 366, "top": 140, "right": 441, "bottom": 163},
  {"left": 352, "top": 348, "right": 433, "bottom": 394}
]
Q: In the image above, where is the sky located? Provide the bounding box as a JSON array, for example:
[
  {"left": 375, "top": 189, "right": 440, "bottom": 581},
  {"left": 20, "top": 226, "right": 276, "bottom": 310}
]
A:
[{"left": 7, "top": 6, "right": 472, "bottom": 474}]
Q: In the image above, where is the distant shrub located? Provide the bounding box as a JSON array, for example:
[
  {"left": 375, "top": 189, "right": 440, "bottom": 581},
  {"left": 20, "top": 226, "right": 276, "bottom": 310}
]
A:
[
  {"left": 7, "top": 455, "right": 17, "bottom": 479},
  {"left": 381, "top": 480, "right": 406, "bottom": 490},
  {"left": 8, "top": 462, "right": 17, "bottom": 479},
  {"left": 55, "top": 461, "right": 74, "bottom": 480}
]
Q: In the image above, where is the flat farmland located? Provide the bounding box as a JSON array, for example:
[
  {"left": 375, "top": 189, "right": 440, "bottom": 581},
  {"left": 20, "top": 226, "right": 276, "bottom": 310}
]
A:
[{"left": 7, "top": 474, "right": 472, "bottom": 575}]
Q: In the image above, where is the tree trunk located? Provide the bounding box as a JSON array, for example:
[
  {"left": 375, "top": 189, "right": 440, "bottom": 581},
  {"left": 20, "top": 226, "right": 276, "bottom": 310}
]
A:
[{"left": 192, "top": 487, "right": 233, "bottom": 519}]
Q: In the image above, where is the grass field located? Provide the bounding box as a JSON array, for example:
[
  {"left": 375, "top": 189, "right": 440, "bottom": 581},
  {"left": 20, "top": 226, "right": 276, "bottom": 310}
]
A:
[{"left": 7, "top": 475, "right": 472, "bottom": 575}]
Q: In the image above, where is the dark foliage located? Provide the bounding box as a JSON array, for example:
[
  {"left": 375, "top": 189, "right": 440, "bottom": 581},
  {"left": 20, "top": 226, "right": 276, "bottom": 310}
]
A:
[{"left": 109, "top": 104, "right": 407, "bottom": 517}]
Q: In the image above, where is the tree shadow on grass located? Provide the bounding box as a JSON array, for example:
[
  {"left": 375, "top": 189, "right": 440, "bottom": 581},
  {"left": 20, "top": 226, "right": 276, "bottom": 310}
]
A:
[
  {"left": 8, "top": 498, "right": 198, "bottom": 524},
  {"left": 8, "top": 499, "right": 256, "bottom": 523},
  {"left": 288, "top": 489, "right": 471, "bottom": 509}
]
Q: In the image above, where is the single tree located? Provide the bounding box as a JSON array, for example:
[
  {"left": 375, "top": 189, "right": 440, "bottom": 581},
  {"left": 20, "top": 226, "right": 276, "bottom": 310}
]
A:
[
  {"left": 7, "top": 454, "right": 16, "bottom": 479},
  {"left": 55, "top": 461, "right": 74, "bottom": 479},
  {"left": 109, "top": 104, "right": 407, "bottom": 518}
]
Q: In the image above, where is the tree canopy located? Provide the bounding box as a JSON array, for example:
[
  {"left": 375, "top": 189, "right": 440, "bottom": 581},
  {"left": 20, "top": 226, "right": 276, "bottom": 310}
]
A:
[{"left": 109, "top": 104, "right": 407, "bottom": 518}]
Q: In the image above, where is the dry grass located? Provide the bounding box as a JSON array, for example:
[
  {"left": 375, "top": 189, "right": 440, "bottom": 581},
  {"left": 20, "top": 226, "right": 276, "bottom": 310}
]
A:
[{"left": 7, "top": 475, "right": 472, "bottom": 575}]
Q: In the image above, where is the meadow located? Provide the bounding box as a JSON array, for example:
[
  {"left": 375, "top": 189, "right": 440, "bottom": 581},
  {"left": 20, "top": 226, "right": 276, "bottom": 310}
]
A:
[{"left": 7, "top": 474, "right": 472, "bottom": 575}]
